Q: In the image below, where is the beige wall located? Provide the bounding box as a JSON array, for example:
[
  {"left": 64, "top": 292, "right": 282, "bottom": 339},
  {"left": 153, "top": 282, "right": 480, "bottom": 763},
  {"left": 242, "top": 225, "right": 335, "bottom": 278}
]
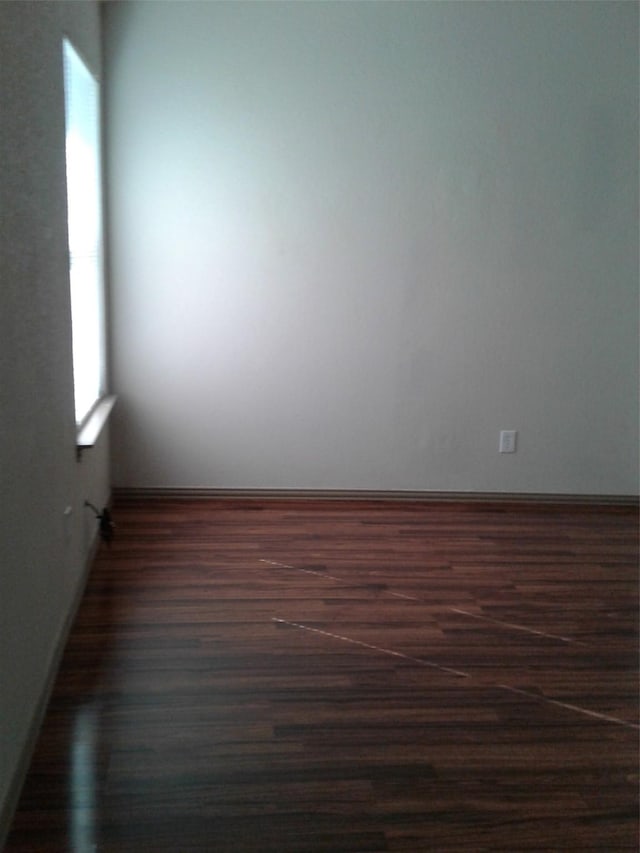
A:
[
  {"left": 0, "top": 1, "right": 110, "bottom": 838},
  {"left": 105, "top": 1, "right": 638, "bottom": 496}
]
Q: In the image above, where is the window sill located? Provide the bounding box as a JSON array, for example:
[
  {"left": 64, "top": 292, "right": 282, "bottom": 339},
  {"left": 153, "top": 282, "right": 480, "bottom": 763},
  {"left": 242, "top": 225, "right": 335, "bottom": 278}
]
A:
[{"left": 76, "top": 395, "right": 117, "bottom": 458}]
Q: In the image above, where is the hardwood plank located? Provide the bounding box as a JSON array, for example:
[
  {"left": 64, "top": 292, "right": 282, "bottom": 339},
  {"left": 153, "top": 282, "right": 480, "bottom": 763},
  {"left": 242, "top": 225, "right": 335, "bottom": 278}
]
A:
[{"left": 5, "top": 498, "right": 638, "bottom": 851}]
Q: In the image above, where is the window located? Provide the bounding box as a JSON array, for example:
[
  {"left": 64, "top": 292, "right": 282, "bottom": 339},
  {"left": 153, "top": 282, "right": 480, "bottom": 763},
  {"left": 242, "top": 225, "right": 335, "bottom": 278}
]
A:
[{"left": 62, "top": 39, "right": 106, "bottom": 427}]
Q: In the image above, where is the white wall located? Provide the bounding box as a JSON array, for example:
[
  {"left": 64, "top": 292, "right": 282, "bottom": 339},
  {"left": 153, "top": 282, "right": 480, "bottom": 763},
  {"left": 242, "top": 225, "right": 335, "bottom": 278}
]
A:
[
  {"left": 105, "top": 1, "right": 638, "bottom": 495},
  {"left": 0, "top": 1, "right": 110, "bottom": 838}
]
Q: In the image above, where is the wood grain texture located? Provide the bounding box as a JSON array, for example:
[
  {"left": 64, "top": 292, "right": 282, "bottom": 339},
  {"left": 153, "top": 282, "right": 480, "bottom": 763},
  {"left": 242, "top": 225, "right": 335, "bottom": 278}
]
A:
[{"left": 5, "top": 498, "right": 639, "bottom": 852}]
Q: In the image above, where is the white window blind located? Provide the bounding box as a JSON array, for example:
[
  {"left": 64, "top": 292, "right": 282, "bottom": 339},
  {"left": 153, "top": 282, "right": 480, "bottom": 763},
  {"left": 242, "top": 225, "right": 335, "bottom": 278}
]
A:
[{"left": 63, "top": 39, "right": 105, "bottom": 427}]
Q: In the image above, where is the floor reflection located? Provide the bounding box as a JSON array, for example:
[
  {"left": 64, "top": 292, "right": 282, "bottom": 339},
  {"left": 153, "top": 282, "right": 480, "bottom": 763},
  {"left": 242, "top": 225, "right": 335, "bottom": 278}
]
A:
[{"left": 70, "top": 703, "right": 99, "bottom": 852}]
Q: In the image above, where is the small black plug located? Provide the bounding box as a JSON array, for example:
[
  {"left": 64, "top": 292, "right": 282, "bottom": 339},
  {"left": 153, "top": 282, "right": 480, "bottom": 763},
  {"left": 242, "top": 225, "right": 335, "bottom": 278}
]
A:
[
  {"left": 84, "top": 501, "right": 115, "bottom": 544},
  {"left": 99, "top": 507, "right": 115, "bottom": 543}
]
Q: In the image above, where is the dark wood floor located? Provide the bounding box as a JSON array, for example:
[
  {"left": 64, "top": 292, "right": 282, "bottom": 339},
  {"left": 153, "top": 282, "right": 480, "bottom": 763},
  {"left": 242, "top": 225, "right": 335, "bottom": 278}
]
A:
[{"left": 5, "top": 497, "right": 639, "bottom": 852}]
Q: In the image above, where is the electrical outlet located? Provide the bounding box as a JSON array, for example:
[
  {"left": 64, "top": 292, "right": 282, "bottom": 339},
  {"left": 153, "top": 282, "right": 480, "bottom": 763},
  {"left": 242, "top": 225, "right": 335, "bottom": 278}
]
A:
[{"left": 499, "top": 430, "right": 517, "bottom": 453}]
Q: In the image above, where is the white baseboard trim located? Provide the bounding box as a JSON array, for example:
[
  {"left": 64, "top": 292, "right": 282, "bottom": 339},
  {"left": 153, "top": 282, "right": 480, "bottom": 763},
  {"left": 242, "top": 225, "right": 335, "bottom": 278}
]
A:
[
  {"left": 0, "top": 527, "right": 103, "bottom": 849},
  {"left": 113, "top": 487, "right": 639, "bottom": 506}
]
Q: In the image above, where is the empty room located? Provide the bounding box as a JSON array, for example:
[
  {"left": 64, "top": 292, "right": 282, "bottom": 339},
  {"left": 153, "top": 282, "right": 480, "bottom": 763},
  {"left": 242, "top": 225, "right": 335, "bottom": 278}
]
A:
[{"left": 1, "top": 1, "right": 638, "bottom": 851}]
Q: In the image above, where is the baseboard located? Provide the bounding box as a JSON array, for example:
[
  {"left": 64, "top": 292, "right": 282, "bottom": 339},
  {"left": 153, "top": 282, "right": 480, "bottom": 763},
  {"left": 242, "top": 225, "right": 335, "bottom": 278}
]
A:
[
  {"left": 0, "top": 528, "right": 102, "bottom": 850},
  {"left": 113, "top": 487, "right": 639, "bottom": 507}
]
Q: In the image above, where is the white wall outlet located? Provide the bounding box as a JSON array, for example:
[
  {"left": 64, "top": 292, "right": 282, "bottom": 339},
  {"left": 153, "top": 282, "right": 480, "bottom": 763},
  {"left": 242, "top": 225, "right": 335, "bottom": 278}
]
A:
[{"left": 499, "top": 430, "right": 517, "bottom": 453}]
